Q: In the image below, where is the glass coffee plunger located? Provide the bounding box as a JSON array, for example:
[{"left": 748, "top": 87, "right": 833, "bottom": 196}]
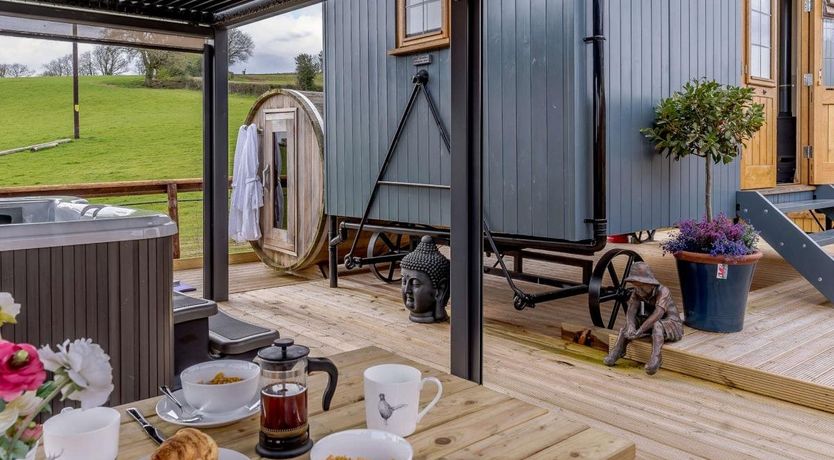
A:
[{"left": 254, "top": 338, "right": 338, "bottom": 459}]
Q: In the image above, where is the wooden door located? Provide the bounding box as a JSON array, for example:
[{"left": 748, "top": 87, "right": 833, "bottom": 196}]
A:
[
  {"left": 742, "top": 0, "right": 779, "bottom": 189},
  {"left": 809, "top": 0, "right": 834, "bottom": 184},
  {"left": 261, "top": 108, "right": 298, "bottom": 255}
]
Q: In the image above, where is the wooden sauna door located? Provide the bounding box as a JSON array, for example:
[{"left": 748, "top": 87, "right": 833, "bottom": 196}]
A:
[
  {"left": 810, "top": 1, "right": 834, "bottom": 184},
  {"left": 741, "top": 0, "right": 779, "bottom": 189},
  {"left": 262, "top": 108, "right": 298, "bottom": 255}
]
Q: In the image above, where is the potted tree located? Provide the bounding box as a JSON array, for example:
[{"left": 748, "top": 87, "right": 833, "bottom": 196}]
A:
[{"left": 641, "top": 79, "right": 765, "bottom": 333}]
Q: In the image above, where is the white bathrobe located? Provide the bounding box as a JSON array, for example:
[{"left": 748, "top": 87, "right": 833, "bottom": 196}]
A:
[{"left": 229, "top": 124, "right": 263, "bottom": 243}]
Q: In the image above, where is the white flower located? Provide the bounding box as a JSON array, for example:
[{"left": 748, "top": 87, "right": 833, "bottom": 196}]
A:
[
  {"left": 39, "top": 339, "right": 114, "bottom": 409},
  {"left": 0, "top": 405, "right": 19, "bottom": 433},
  {"left": 7, "top": 391, "right": 43, "bottom": 417},
  {"left": 0, "top": 292, "right": 21, "bottom": 326}
]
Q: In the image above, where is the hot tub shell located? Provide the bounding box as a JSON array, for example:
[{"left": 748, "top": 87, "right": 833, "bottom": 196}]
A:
[{"left": 0, "top": 197, "right": 177, "bottom": 406}]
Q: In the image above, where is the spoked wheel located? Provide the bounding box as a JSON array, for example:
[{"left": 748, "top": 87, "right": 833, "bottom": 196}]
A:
[
  {"left": 367, "top": 232, "right": 410, "bottom": 283},
  {"left": 588, "top": 248, "right": 644, "bottom": 329},
  {"left": 629, "top": 229, "right": 656, "bottom": 244}
]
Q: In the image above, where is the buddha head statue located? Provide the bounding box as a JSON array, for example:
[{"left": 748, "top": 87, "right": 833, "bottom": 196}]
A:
[{"left": 400, "top": 236, "right": 450, "bottom": 323}]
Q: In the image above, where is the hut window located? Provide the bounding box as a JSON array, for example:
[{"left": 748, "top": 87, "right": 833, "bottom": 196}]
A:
[
  {"left": 825, "top": 3, "right": 834, "bottom": 86},
  {"left": 391, "top": 0, "right": 450, "bottom": 55},
  {"left": 749, "top": 0, "right": 774, "bottom": 81}
]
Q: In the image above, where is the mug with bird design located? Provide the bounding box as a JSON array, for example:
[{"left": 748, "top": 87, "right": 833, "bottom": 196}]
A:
[{"left": 363, "top": 364, "right": 443, "bottom": 437}]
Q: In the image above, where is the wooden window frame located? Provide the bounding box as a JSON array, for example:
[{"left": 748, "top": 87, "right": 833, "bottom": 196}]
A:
[
  {"left": 745, "top": 0, "right": 778, "bottom": 87},
  {"left": 390, "top": 0, "right": 450, "bottom": 56}
]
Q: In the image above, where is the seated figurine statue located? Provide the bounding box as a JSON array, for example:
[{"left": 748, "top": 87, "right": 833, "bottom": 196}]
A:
[
  {"left": 400, "top": 236, "right": 450, "bottom": 323},
  {"left": 603, "top": 262, "right": 683, "bottom": 375}
]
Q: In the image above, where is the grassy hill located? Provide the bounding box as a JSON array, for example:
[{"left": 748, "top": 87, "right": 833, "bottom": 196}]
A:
[
  {"left": 0, "top": 75, "right": 260, "bottom": 258},
  {"left": 0, "top": 75, "right": 257, "bottom": 186}
]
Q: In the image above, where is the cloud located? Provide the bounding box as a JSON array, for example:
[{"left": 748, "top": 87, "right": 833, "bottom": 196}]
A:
[
  {"left": 232, "top": 4, "right": 323, "bottom": 74},
  {"left": 0, "top": 4, "right": 322, "bottom": 75}
]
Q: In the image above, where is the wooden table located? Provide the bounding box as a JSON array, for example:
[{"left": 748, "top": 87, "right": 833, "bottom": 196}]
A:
[{"left": 105, "top": 347, "right": 634, "bottom": 459}]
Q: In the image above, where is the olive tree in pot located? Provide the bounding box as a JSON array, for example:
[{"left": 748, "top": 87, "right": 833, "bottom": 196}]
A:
[{"left": 641, "top": 79, "right": 765, "bottom": 333}]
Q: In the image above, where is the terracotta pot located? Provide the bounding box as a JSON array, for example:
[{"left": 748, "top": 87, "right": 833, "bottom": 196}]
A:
[{"left": 673, "top": 250, "right": 762, "bottom": 333}]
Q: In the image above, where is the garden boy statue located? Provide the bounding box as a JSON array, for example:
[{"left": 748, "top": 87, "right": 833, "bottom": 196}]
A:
[{"left": 603, "top": 262, "right": 684, "bottom": 375}]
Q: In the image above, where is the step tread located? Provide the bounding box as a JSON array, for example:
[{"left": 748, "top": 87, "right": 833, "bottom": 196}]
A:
[
  {"left": 773, "top": 199, "right": 834, "bottom": 213},
  {"left": 810, "top": 229, "right": 834, "bottom": 247}
]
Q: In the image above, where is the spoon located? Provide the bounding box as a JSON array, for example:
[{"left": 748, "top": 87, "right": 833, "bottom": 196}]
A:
[{"left": 159, "top": 385, "right": 202, "bottom": 423}]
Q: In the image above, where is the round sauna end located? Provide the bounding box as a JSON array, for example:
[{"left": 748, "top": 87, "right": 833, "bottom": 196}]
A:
[{"left": 243, "top": 89, "right": 327, "bottom": 272}]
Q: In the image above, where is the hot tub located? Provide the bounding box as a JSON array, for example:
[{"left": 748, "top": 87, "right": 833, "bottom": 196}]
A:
[{"left": 0, "top": 197, "right": 177, "bottom": 406}]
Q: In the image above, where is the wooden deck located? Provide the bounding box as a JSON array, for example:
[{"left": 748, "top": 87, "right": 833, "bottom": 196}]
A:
[{"left": 175, "top": 239, "right": 834, "bottom": 459}]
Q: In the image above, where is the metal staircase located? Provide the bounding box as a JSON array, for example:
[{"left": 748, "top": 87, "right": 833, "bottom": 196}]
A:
[{"left": 737, "top": 185, "right": 834, "bottom": 303}]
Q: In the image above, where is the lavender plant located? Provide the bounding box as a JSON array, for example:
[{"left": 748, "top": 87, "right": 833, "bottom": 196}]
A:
[{"left": 661, "top": 214, "right": 759, "bottom": 258}]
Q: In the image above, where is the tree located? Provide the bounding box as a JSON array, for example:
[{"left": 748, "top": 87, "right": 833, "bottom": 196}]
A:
[
  {"left": 641, "top": 79, "right": 765, "bottom": 221},
  {"left": 318, "top": 50, "right": 324, "bottom": 72},
  {"left": 0, "top": 63, "right": 33, "bottom": 78},
  {"left": 78, "top": 51, "right": 96, "bottom": 76},
  {"left": 295, "top": 53, "right": 321, "bottom": 91},
  {"left": 92, "top": 46, "right": 131, "bottom": 75},
  {"left": 228, "top": 29, "right": 255, "bottom": 66},
  {"left": 133, "top": 49, "right": 175, "bottom": 86},
  {"left": 42, "top": 54, "right": 73, "bottom": 76}
]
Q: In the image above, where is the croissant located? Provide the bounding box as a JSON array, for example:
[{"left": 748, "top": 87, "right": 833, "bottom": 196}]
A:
[{"left": 151, "top": 428, "right": 219, "bottom": 460}]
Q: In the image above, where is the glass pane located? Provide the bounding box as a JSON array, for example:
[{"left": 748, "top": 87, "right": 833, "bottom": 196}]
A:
[
  {"left": 425, "top": 0, "right": 442, "bottom": 32},
  {"left": 825, "top": 19, "right": 834, "bottom": 86},
  {"left": 406, "top": 4, "right": 424, "bottom": 36},
  {"left": 750, "top": 6, "right": 772, "bottom": 79}
]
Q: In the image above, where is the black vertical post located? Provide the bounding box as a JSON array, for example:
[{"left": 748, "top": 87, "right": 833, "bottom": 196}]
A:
[
  {"left": 72, "top": 26, "right": 79, "bottom": 139},
  {"left": 450, "top": 0, "right": 483, "bottom": 383},
  {"left": 328, "top": 215, "right": 339, "bottom": 288},
  {"left": 202, "top": 29, "right": 230, "bottom": 301}
]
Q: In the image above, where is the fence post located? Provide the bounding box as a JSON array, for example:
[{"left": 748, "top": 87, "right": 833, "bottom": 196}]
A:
[{"left": 166, "top": 183, "right": 181, "bottom": 259}]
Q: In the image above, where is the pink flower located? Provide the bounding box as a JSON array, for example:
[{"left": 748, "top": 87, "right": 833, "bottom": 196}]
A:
[
  {"left": 18, "top": 423, "right": 43, "bottom": 444},
  {"left": 0, "top": 340, "right": 46, "bottom": 402}
]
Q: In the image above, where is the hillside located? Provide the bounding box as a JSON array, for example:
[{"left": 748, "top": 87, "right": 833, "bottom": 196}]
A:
[{"left": 0, "top": 75, "right": 257, "bottom": 186}]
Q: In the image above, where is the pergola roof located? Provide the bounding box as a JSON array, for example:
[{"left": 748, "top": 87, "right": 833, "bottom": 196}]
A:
[{"left": 0, "top": 0, "right": 317, "bottom": 37}]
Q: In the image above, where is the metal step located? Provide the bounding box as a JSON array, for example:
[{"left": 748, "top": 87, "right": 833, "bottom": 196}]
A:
[
  {"left": 773, "top": 199, "right": 834, "bottom": 213},
  {"left": 810, "top": 229, "right": 834, "bottom": 247}
]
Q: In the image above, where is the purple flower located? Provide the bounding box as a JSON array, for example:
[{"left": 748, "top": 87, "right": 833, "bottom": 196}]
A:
[{"left": 661, "top": 214, "right": 758, "bottom": 258}]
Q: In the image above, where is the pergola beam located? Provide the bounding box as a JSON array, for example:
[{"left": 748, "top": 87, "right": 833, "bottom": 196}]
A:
[
  {"left": 449, "top": 0, "right": 483, "bottom": 383},
  {"left": 0, "top": 0, "right": 213, "bottom": 36}
]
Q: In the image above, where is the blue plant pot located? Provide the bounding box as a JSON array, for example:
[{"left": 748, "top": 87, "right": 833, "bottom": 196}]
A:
[{"left": 674, "top": 251, "right": 762, "bottom": 333}]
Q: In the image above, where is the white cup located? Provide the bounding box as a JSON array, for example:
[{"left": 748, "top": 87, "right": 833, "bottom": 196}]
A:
[
  {"left": 43, "top": 407, "right": 120, "bottom": 460},
  {"left": 364, "top": 364, "right": 442, "bottom": 437}
]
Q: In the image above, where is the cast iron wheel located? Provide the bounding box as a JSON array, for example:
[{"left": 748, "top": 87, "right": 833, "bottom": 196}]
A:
[
  {"left": 588, "top": 248, "right": 644, "bottom": 329},
  {"left": 367, "top": 232, "right": 409, "bottom": 283},
  {"left": 629, "top": 229, "right": 657, "bottom": 244}
]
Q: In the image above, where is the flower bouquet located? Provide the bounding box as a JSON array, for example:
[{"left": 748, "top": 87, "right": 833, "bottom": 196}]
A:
[{"left": 0, "top": 293, "right": 114, "bottom": 460}]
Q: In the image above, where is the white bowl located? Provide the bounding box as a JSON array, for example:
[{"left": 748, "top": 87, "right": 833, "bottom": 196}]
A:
[
  {"left": 180, "top": 360, "right": 260, "bottom": 414},
  {"left": 311, "top": 429, "right": 413, "bottom": 460}
]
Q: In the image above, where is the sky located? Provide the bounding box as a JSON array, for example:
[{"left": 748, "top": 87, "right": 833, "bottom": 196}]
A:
[{"left": 0, "top": 4, "right": 323, "bottom": 75}]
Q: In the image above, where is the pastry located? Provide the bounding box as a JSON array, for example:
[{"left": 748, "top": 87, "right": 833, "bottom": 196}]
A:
[{"left": 151, "top": 428, "right": 219, "bottom": 460}]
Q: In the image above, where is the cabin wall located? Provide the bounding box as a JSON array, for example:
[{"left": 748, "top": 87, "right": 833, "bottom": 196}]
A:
[
  {"left": 325, "top": 0, "right": 743, "bottom": 239},
  {"left": 605, "top": 0, "right": 742, "bottom": 235},
  {"left": 324, "top": 0, "right": 452, "bottom": 228}
]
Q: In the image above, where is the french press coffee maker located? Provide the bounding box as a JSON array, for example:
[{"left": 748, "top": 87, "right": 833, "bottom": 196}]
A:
[{"left": 255, "top": 338, "right": 338, "bottom": 459}]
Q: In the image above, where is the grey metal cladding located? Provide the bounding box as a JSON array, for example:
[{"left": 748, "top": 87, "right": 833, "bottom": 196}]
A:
[
  {"left": 606, "top": 0, "right": 742, "bottom": 235},
  {"left": 325, "top": 0, "right": 742, "bottom": 239}
]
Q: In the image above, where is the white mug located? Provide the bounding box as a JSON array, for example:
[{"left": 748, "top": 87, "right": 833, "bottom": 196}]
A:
[
  {"left": 43, "top": 407, "right": 120, "bottom": 460},
  {"left": 364, "top": 364, "right": 442, "bottom": 437}
]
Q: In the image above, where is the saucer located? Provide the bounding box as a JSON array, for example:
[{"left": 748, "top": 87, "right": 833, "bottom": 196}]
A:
[
  {"left": 155, "top": 388, "right": 260, "bottom": 428},
  {"left": 141, "top": 448, "right": 248, "bottom": 460}
]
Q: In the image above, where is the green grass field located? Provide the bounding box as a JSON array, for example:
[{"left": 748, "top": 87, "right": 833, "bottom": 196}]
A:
[
  {"left": 230, "top": 72, "right": 323, "bottom": 87},
  {"left": 0, "top": 75, "right": 259, "bottom": 258}
]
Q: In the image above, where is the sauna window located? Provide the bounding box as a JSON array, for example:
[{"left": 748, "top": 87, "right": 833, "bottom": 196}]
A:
[
  {"left": 749, "top": 0, "right": 774, "bottom": 81},
  {"left": 262, "top": 109, "right": 297, "bottom": 255},
  {"left": 391, "top": 0, "right": 450, "bottom": 55}
]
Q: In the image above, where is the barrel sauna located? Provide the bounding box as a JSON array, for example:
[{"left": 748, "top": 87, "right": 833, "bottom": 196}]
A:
[{"left": 244, "top": 89, "right": 327, "bottom": 272}]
